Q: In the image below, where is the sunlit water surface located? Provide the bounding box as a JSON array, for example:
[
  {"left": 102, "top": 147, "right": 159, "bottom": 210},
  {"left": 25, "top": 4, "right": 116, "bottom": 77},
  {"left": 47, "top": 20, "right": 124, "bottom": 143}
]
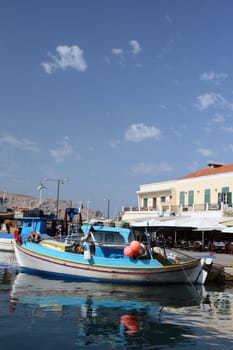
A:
[{"left": 0, "top": 252, "right": 233, "bottom": 349}]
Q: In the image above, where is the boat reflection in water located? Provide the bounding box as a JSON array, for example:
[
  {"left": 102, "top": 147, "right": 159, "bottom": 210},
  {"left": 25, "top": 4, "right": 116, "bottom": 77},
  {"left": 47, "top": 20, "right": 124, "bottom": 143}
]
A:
[{"left": 10, "top": 273, "right": 203, "bottom": 348}]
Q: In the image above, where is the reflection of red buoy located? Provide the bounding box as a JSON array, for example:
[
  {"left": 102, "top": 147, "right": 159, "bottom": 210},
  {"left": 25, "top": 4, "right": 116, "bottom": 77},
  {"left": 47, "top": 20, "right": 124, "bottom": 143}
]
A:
[
  {"left": 130, "top": 240, "right": 141, "bottom": 255},
  {"left": 124, "top": 246, "right": 134, "bottom": 257},
  {"left": 120, "top": 314, "right": 140, "bottom": 335}
]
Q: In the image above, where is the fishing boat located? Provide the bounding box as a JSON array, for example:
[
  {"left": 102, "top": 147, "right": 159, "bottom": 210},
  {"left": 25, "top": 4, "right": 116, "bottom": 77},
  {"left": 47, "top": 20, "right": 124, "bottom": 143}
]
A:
[{"left": 13, "top": 219, "right": 213, "bottom": 284}]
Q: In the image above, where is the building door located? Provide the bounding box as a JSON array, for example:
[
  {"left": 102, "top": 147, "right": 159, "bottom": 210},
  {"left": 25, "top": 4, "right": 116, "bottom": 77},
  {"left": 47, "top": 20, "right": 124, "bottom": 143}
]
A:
[{"left": 152, "top": 197, "right": 157, "bottom": 209}]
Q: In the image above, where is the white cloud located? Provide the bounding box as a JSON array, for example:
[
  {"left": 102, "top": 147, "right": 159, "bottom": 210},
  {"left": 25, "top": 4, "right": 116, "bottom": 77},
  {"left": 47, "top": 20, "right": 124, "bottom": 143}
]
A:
[
  {"left": 129, "top": 161, "right": 172, "bottom": 175},
  {"left": 197, "top": 147, "right": 214, "bottom": 157},
  {"left": 212, "top": 113, "right": 225, "bottom": 123},
  {"left": 49, "top": 137, "right": 73, "bottom": 162},
  {"left": 41, "top": 45, "right": 87, "bottom": 74},
  {"left": 165, "top": 14, "right": 173, "bottom": 24},
  {"left": 125, "top": 123, "right": 161, "bottom": 142},
  {"left": 129, "top": 40, "right": 142, "bottom": 55},
  {"left": 196, "top": 93, "right": 219, "bottom": 110},
  {"left": 200, "top": 71, "right": 228, "bottom": 84},
  {"left": 221, "top": 126, "right": 233, "bottom": 133},
  {"left": 0, "top": 134, "right": 39, "bottom": 151},
  {"left": 196, "top": 92, "right": 233, "bottom": 110},
  {"left": 108, "top": 138, "right": 120, "bottom": 148},
  {"left": 129, "top": 162, "right": 153, "bottom": 174},
  {"left": 111, "top": 48, "right": 124, "bottom": 64},
  {"left": 112, "top": 48, "right": 123, "bottom": 55}
]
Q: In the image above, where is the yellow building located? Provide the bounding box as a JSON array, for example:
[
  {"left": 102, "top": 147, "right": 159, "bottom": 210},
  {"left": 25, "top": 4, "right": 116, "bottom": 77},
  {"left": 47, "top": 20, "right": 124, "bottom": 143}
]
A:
[{"left": 122, "top": 162, "right": 233, "bottom": 221}]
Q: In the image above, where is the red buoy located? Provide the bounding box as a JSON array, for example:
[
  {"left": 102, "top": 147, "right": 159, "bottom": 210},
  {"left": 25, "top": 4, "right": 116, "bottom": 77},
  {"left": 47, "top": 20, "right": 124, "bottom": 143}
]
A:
[
  {"left": 130, "top": 240, "right": 141, "bottom": 254},
  {"left": 124, "top": 246, "right": 134, "bottom": 257}
]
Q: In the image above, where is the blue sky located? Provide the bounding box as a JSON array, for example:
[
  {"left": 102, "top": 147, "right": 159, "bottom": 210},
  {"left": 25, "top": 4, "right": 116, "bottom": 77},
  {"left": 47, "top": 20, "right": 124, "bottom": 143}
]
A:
[{"left": 1, "top": 0, "right": 233, "bottom": 217}]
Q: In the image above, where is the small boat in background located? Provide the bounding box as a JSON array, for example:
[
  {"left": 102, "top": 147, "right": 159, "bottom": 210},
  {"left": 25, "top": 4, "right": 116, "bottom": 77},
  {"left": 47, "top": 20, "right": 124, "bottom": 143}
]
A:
[
  {"left": 0, "top": 209, "right": 62, "bottom": 252},
  {"left": 0, "top": 194, "right": 16, "bottom": 251},
  {"left": 0, "top": 194, "right": 14, "bottom": 219}
]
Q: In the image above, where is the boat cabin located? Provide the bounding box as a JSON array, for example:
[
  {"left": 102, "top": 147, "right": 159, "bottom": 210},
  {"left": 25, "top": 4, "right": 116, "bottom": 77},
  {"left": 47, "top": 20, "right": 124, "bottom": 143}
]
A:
[
  {"left": 81, "top": 224, "right": 134, "bottom": 258},
  {"left": 15, "top": 216, "right": 62, "bottom": 240}
]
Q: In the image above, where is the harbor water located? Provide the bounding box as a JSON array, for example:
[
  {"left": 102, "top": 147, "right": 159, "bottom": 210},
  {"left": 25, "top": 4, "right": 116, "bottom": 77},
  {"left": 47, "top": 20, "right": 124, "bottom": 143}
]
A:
[{"left": 0, "top": 252, "right": 233, "bottom": 349}]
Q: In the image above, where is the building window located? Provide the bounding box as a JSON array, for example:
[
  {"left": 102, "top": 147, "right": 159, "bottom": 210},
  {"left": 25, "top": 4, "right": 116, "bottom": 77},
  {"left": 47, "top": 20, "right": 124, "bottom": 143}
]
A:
[
  {"left": 188, "top": 190, "right": 194, "bottom": 206},
  {"left": 222, "top": 186, "right": 229, "bottom": 193},
  {"left": 161, "top": 196, "right": 166, "bottom": 203},
  {"left": 218, "top": 188, "right": 232, "bottom": 205}
]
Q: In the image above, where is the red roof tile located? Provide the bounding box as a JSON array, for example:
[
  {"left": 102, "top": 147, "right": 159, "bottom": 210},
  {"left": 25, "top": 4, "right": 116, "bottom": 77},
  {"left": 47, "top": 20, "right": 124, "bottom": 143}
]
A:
[{"left": 178, "top": 163, "right": 233, "bottom": 180}]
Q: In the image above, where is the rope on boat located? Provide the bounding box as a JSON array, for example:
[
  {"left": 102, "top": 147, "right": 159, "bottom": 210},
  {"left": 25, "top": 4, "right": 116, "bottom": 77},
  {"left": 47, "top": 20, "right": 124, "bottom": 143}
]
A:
[{"left": 180, "top": 263, "right": 197, "bottom": 291}]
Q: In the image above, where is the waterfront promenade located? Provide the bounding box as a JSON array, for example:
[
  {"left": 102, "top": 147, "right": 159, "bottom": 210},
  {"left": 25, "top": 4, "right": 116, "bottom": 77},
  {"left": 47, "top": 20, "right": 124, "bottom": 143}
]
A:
[
  {"left": 181, "top": 249, "right": 233, "bottom": 282},
  {"left": 188, "top": 250, "right": 233, "bottom": 267}
]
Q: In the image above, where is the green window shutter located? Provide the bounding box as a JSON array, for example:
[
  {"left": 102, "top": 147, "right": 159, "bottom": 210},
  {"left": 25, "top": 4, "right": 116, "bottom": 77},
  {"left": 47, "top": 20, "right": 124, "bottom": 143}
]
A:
[
  {"left": 227, "top": 192, "right": 232, "bottom": 205},
  {"left": 179, "top": 191, "right": 185, "bottom": 206},
  {"left": 143, "top": 198, "right": 148, "bottom": 208},
  {"left": 204, "top": 189, "right": 210, "bottom": 204},
  {"left": 188, "top": 190, "right": 194, "bottom": 206}
]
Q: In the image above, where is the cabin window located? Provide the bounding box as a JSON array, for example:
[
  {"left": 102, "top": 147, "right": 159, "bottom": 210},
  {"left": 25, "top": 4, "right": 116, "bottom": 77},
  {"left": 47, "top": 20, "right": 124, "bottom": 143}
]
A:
[
  {"left": 105, "top": 233, "right": 114, "bottom": 243},
  {"left": 94, "top": 232, "right": 103, "bottom": 243}
]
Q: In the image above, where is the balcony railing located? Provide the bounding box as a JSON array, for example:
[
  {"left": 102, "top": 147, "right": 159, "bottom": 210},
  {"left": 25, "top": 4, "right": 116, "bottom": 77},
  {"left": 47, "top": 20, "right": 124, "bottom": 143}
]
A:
[{"left": 122, "top": 203, "right": 229, "bottom": 214}]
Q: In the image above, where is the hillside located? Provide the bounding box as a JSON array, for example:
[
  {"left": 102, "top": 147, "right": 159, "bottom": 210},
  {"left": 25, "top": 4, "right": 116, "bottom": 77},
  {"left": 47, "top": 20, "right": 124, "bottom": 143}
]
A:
[{"left": 0, "top": 191, "right": 102, "bottom": 221}]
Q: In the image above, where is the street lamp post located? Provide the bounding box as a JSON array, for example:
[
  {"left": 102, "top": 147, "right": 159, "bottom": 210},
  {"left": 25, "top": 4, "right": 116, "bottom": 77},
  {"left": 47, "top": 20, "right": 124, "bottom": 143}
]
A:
[
  {"left": 45, "top": 178, "right": 68, "bottom": 218},
  {"left": 104, "top": 198, "right": 111, "bottom": 219},
  {"left": 86, "top": 200, "right": 91, "bottom": 223},
  {"left": 37, "top": 182, "right": 46, "bottom": 207}
]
